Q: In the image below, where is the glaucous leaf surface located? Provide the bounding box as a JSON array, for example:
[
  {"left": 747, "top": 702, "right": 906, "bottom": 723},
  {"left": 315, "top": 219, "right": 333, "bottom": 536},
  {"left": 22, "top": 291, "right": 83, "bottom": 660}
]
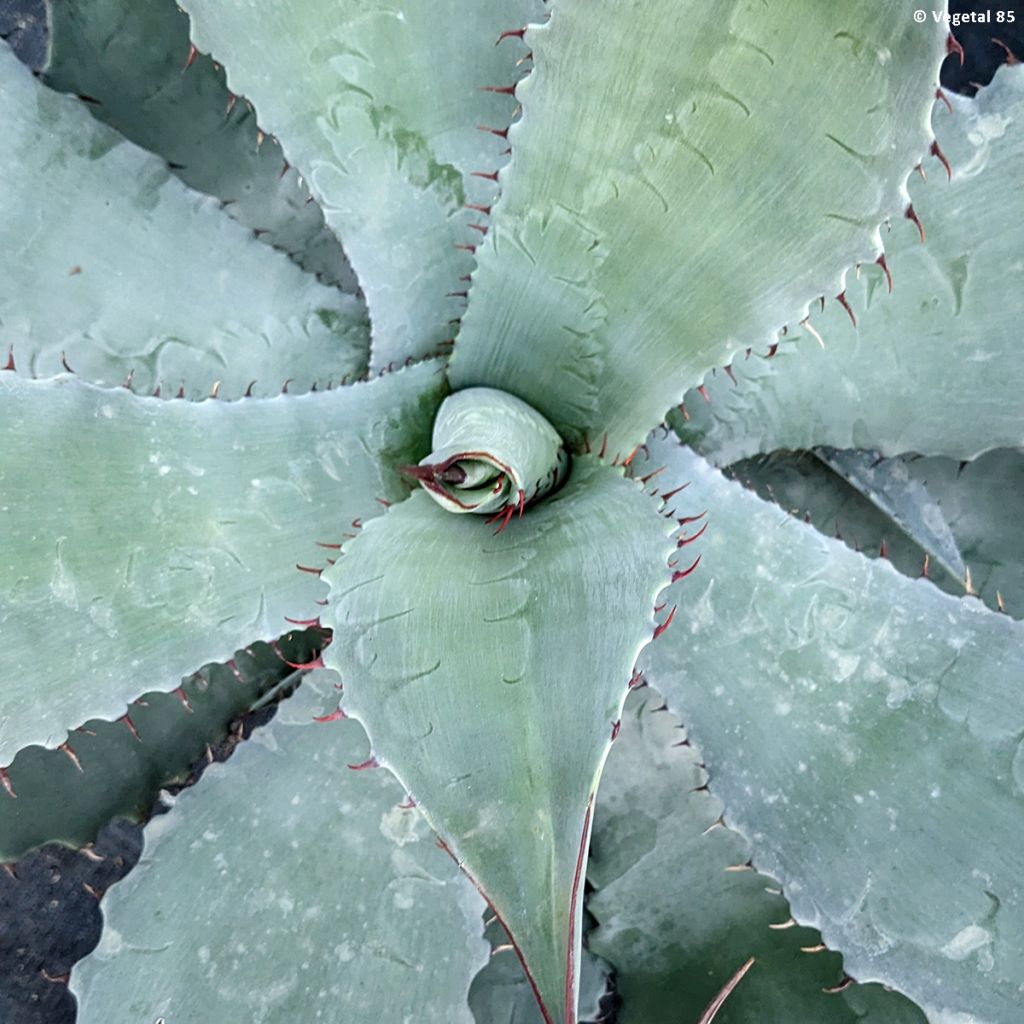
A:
[
  {"left": 72, "top": 671, "right": 487, "bottom": 1023},
  {"left": 0, "top": 631, "right": 318, "bottom": 863},
  {"left": 674, "top": 65, "right": 1024, "bottom": 463},
  {"left": 469, "top": 914, "right": 610, "bottom": 1024},
  {"left": 728, "top": 447, "right": 1023, "bottom": 617},
  {"left": 0, "top": 364, "right": 442, "bottom": 765},
  {"left": 322, "top": 461, "right": 677, "bottom": 1023},
  {"left": 43, "top": 0, "right": 358, "bottom": 289},
  {"left": 726, "top": 450, "right": 943, "bottom": 588},
  {"left": 815, "top": 447, "right": 966, "bottom": 581},
  {"left": 588, "top": 689, "right": 928, "bottom": 1024},
  {"left": 640, "top": 438, "right": 1024, "bottom": 1024},
  {"left": 179, "top": 0, "right": 546, "bottom": 370},
  {"left": 905, "top": 448, "right": 1024, "bottom": 617},
  {"left": 449, "top": 0, "right": 946, "bottom": 455},
  {"left": 0, "top": 42, "right": 366, "bottom": 398}
]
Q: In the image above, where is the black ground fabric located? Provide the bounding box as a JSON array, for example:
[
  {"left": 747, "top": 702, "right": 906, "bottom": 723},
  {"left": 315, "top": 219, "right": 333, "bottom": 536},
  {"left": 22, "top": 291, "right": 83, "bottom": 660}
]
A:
[{"left": 0, "top": 0, "right": 46, "bottom": 69}]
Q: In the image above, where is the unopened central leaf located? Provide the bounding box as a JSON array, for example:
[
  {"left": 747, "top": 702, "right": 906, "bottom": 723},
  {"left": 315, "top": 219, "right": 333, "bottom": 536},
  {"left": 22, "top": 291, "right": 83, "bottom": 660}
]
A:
[{"left": 405, "top": 387, "right": 570, "bottom": 519}]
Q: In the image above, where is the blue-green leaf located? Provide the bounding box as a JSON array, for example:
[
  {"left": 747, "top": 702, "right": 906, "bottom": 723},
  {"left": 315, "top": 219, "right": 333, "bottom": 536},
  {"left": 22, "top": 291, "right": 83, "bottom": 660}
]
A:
[
  {"left": 675, "top": 65, "right": 1024, "bottom": 463},
  {"left": 178, "top": 0, "right": 545, "bottom": 370},
  {"left": 0, "top": 42, "right": 367, "bottom": 398},
  {"left": 449, "top": 0, "right": 946, "bottom": 455},
  {"left": 0, "top": 363, "right": 443, "bottom": 766},
  {"left": 641, "top": 436, "right": 1024, "bottom": 1024},
  {"left": 322, "top": 460, "right": 676, "bottom": 1022}
]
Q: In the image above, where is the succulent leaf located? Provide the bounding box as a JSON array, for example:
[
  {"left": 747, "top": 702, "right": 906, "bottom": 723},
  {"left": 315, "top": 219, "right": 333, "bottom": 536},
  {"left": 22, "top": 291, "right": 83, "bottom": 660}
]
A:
[
  {"left": 0, "top": 42, "right": 367, "bottom": 398},
  {"left": 639, "top": 437, "right": 1024, "bottom": 1024},
  {"left": 588, "top": 688, "right": 929, "bottom": 1024},
  {"left": 448, "top": 0, "right": 946, "bottom": 454},
  {"left": 43, "top": 0, "right": 358, "bottom": 291},
  {"left": 728, "top": 447, "right": 1023, "bottom": 617},
  {"left": 177, "top": 0, "right": 546, "bottom": 371},
  {"left": 0, "top": 363, "right": 443, "bottom": 766},
  {"left": 898, "top": 448, "right": 1024, "bottom": 617},
  {"left": 674, "top": 64, "right": 1024, "bottom": 463},
  {"left": 469, "top": 913, "right": 611, "bottom": 1024},
  {"left": 0, "top": 631, "right": 318, "bottom": 863},
  {"left": 322, "top": 461, "right": 676, "bottom": 1023},
  {"left": 812, "top": 447, "right": 966, "bottom": 581},
  {"left": 71, "top": 671, "right": 487, "bottom": 1022}
]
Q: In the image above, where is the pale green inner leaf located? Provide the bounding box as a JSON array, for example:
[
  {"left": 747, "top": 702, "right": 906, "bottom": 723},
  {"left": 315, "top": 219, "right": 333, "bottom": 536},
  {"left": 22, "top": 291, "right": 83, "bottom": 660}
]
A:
[
  {"left": 449, "top": 0, "right": 945, "bottom": 455},
  {"left": 322, "top": 460, "right": 676, "bottom": 1023},
  {"left": 414, "top": 388, "right": 570, "bottom": 515},
  {"left": 0, "top": 364, "right": 442, "bottom": 765}
]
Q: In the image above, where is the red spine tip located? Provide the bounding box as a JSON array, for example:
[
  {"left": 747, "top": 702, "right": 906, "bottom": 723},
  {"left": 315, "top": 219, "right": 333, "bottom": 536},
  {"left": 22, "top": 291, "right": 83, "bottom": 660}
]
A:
[
  {"left": 313, "top": 708, "right": 347, "bottom": 724},
  {"left": 283, "top": 656, "right": 326, "bottom": 671},
  {"left": 836, "top": 291, "right": 857, "bottom": 327},
  {"left": 495, "top": 27, "right": 527, "bottom": 45},
  {"left": 284, "top": 615, "right": 322, "bottom": 627},
  {"left": 991, "top": 37, "right": 1020, "bottom": 66},
  {"left": 677, "top": 520, "right": 708, "bottom": 547},
  {"left": 653, "top": 605, "right": 677, "bottom": 640},
  {"left": 59, "top": 742, "right": 84, "bottom": 772},
  {"left": 930, "top": 140, "right": 952, "bottom": 181},
  {"left": 671, "top": 554, "right": 703, "bottom": 582},
  {"left": 905, "top": 204, "right": 926, "bottom": 243},
  {"left": 947, "top": 32, "right": 965, "bottom": 66},
  {"left": 875, "top": 254, "right": 893, "bottom": 293}
]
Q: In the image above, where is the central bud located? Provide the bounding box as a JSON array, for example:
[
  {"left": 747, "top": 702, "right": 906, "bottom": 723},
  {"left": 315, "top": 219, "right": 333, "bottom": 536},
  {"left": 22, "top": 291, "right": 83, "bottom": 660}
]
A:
[{"left": 402, "top": 387, "right": 570, "bottom": 525}]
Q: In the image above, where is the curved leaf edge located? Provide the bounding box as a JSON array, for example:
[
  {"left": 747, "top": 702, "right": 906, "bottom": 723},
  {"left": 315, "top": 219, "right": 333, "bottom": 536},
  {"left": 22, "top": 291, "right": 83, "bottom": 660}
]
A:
[
  {"left": 587, "top": 683, "right": 931, "bottom": 1023},
  {"left": 0, "top": 628, "right": 325, "bottom": 861},
  {"left": 317, "top": 455, "right": 687, "bottom": 1023},
  {"left": 40, "top": 1, "right": 361, "bottom": 294},
  {"left": 0, "top": 363, "right": 442, "bottom": 765},
  {"left": 451, "top": 9, "right": 953, "bottom": 454},
  {"left": 671, "top": 57, "right": 1021, "bottom": 464}
]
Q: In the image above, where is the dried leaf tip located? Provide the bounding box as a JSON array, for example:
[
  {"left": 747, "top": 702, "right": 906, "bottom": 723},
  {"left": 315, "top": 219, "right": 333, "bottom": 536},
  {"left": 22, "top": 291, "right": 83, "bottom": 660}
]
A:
[{"left": 697, "top": 957, "right": 756, "bottom": 1024}]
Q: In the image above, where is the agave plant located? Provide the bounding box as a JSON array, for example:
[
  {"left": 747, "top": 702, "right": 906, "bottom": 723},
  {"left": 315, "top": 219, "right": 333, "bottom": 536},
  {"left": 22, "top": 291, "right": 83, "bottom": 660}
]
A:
[{"left": 1, "top": 0, "right": 1022, "bottom": 1021}]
